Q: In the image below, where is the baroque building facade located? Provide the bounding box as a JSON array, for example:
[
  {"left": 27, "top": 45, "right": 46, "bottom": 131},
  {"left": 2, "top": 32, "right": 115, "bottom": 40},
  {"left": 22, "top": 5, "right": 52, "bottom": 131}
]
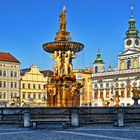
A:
[
  {"left": 0, "top": 52, "right": 20, "bottom": 107},
  {"left": 91, "top": 14, "right": 140, "bottom": 107},
  {"left": 20, "top": 65, "right": 53, "bottom": 107}
]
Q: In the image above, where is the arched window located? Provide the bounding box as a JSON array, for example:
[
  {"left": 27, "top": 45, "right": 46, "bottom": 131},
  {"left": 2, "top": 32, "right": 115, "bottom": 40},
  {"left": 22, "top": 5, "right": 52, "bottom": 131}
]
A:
[
  {"left": 133, "top": 58, "right": 138, "bottom": 68},
  {"left": 120, "top": 60, "right": 125, "bottom": 70},
  {"left": 127, "top": 60, "right": 131, "bottom": 69},
  {"left": 95, "top": 66, "right": 98, "bottom": 73}
]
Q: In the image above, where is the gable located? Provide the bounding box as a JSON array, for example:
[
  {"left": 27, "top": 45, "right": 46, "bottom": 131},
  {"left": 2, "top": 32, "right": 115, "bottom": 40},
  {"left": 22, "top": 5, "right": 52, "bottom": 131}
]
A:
[{"left": 119, "top": 49, "right": 139, "bottom": 56}]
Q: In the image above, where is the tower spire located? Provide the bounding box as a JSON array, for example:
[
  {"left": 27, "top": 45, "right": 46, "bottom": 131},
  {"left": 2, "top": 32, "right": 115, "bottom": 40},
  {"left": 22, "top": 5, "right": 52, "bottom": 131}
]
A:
[
  {"left": 125, "top": 4, "right": 139, "bottom": 38},
  {"left": 93, "top": 50, "right": 104, "bottom": 64}
]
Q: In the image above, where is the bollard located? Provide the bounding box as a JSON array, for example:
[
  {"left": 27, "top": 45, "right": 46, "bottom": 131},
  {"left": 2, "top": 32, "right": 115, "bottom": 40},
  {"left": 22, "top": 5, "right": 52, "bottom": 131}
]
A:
[
  {"left": 24, "top": 110, "right": 30, "bottom": 128},
  {"left": 115, "top": 108, "right": 124, "bottom": 127},
  {"left": 71, "top": 111, "right": 79, "bottom": 127}
]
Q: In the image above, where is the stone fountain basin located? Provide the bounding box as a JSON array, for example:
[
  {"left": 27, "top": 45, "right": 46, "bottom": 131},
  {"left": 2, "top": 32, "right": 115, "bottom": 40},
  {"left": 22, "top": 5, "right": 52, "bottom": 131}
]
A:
[{"left": 43, "top": 41, "right": 84, "bottom": 53}]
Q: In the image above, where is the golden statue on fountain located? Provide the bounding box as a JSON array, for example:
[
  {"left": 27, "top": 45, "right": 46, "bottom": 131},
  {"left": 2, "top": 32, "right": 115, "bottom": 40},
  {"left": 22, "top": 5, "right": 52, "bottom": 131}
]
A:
[
  {"left": 59, "top": 6, "right": 67, "bottom": 31},
  {"left": 43, "top": 7, "right": 84, "bottom": 107}
]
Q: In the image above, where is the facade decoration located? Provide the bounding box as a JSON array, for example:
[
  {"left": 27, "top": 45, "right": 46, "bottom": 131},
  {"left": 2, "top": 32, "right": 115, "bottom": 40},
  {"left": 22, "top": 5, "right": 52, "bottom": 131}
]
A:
[
  {"left": 91, "top": 8, "right": 140, "bottom": 107},
  {"left": 43, "top": 7, "right": 84, "bottom": 107},
  {"left": 0, "top": 52, "right": 20, "bottom": 107}
]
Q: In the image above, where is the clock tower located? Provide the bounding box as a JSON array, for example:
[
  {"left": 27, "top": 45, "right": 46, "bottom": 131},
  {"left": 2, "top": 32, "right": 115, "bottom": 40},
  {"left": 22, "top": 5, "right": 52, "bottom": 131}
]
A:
[
  {"left": 125, "top": 8, "right": 140, "bottom": 51},
  {"left": 118, "top": 6, "right": 140, "bottom": 70}
]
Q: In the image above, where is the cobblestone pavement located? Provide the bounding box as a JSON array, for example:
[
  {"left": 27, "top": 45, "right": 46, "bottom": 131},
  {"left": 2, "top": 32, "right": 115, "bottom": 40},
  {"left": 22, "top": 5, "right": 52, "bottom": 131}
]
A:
[{"left": 0, "top": 124, "right": 140, "bottom": 140}]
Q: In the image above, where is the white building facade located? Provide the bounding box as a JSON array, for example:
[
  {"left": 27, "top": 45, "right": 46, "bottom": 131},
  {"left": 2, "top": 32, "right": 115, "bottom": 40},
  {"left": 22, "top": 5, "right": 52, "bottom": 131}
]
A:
[
  {"left": 0, "top": 52, "right": 20, "bottom": 107},
  {"left": 91, "top": 14, "right": 140, "bottom": 107}
]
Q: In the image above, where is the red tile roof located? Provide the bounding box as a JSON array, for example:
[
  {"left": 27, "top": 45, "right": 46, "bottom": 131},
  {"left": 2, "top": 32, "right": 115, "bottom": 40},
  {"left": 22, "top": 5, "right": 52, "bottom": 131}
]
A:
[{"left": 0, "top": 52, "right": 20, "bottom": 63}]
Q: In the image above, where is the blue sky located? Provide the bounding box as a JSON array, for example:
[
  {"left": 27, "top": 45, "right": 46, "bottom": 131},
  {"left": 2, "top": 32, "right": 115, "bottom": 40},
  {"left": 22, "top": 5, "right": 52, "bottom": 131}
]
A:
[{"left": 0, "top": 0, "right": 140, "bottom": 71}]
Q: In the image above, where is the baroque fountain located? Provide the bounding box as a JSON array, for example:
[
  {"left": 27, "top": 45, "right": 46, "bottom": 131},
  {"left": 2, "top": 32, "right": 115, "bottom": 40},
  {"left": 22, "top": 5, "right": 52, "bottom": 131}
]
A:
[{"left": 43, "top": 7, "right": 84, "bottom": 107}]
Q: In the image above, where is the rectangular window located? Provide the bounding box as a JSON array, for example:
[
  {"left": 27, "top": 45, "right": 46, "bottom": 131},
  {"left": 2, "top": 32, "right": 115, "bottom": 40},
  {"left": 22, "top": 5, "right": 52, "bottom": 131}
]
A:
[
  {"left": 28, "top": 84, "right": 30, "bottom": 89},
  {"left": 3, "top": 81, "right": 6, "bottom": 88},
  {"left": 14, "top": 72, "right": 17, "bottom": 77},
  {"left": 14, "top": 93, "right": 17, "bottom": 97},
  {"left": 33, "top": 84, "right": 36, "bottom": 89},
  {"left": 38, "top": 94, "right": 41, "bottom": 99},
  {"left": 11, "top": 82, "right": 13, "bottom": 88},
  {"left": 11, "top": 93, "right": 13, "bottom": 98},
  {"left": 0, "top": 92, "right": 2, "bottom": 99},
  {"left": 10, "top": 71, "right": 13, "bottom": 77},
  {"left": 23, "top": 94, "right": 25, "bottom": 99},
  {"left": 15, "top": 82, "right": 17, "bottom": 88},
  {"left": 0, "top": 70, "right": 2, "bottom": 76},
  {"left": 0, "top": 81, "right": 2, "bottom": 88},
  {"left": 33, "top": 94, "right": 36, "bottom": 99},
  {"left": 3, "top": 71, "right": 6, "bottom": 77},
  {"left": 94, "top": 92, "right": 98, "bottom": 99},
  {"left": 38, "top": 84, "right": 41, "bottom": 89},
  {"left": 22, "top": 83, "right": 25, "bottom": 89},
  {"left": 28, "top": 94, "right": 30, "bottom": 99},
  {"left": 3, "top": 92, "right": 6, "bottom": 99}
]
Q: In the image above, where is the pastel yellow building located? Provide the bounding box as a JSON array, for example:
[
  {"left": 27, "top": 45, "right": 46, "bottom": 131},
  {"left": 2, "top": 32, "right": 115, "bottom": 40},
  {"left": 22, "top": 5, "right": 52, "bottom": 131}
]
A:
[
  {"left": 20, "top": 65, "right": 53, "bottom": 107},
  {"left": 73, "top": 68, "right": 92, "bottom": 106}
]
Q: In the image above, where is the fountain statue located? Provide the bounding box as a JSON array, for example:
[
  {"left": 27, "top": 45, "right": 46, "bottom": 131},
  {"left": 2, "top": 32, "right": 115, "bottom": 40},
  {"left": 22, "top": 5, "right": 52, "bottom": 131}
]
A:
[{"left": 43, "top": 7, "right": 84, "bottom": 107}]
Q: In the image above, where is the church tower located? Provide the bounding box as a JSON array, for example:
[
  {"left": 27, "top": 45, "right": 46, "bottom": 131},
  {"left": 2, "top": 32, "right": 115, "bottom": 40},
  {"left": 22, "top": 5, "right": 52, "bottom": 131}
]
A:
[
  {"left": 93, "top": 50, "right": 105, "bottom": 73},
  {"left": 118, "top": 6, "right": 140, "bottom": 70},
  {"left": 125, "top": 7, "right": 140, "bottom": 51}
]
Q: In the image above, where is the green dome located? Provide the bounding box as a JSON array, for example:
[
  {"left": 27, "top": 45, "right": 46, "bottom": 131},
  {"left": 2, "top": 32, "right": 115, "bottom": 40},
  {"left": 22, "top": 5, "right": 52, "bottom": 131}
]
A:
[
  {"left": 93, "top": 51, "right": 104, "bottom": 64},
  {"left": 126, "top": 17, "right": 139, "bottom": 38}
]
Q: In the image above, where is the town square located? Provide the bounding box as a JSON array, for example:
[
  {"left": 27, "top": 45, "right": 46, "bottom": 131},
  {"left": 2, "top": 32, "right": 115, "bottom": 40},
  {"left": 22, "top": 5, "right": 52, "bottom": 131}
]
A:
[{"left": 0, "top": 0, "right": 140, "bottom": 139}]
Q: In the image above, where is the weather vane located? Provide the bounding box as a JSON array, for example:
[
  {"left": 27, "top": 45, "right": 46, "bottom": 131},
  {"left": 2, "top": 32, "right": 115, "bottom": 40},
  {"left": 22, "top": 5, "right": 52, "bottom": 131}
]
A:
[
  {"left": 130, "top": 0, "right": 134, "bottom": 18},
  {"left": 130, "top": 6, "right": 134, "bottom": 17}
]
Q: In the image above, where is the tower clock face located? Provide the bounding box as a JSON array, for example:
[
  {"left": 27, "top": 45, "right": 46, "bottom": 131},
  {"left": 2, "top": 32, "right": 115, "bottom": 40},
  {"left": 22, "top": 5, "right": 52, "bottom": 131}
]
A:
[
  {"left": 135, "top": 39, "right": 139, "bottom": 46},
  {"left": 126, "top": 39, "right": 132, "bottom": 46}
]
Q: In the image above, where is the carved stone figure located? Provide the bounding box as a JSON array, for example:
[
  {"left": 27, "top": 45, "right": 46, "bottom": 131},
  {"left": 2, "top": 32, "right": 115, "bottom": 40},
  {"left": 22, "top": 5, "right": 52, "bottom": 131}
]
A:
[
  {"left": 51, "top": 51, "right": 62, "bottom": 76},
  {"left": 59, "top": 6, "right": 67, "bottom": 31},
  {"left": 64, "top": 50, "right": 76, "bottom": 75},
  {"left": 70, "top": 83, "right": 82, "bottom": 96}
]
